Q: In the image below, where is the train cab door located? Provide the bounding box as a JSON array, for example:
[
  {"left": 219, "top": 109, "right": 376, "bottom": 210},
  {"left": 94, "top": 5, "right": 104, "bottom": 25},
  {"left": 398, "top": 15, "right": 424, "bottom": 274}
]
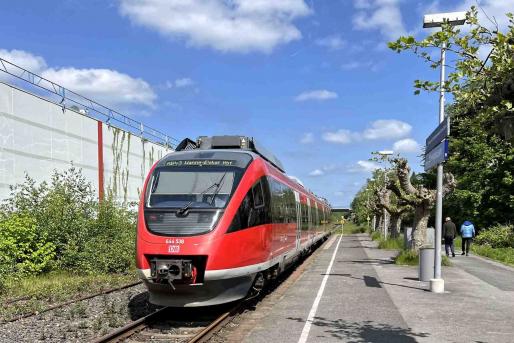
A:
[{"left": 294, "top": 191, "right": 301, "bottom": 251}]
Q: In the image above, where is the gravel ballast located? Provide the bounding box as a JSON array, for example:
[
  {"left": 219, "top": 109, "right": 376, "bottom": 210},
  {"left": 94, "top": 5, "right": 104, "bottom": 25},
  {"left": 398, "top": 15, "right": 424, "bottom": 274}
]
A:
[{"left": 0, "top": 284, "right": 159, "bottom": 342}]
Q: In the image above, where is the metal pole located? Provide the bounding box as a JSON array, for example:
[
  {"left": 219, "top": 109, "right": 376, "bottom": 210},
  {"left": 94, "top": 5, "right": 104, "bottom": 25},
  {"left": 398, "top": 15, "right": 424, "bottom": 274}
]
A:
[
  {"left": 434, "top": 41, "right": 446, "bottom": 281},
  {"left": 383, "top": 172, "right": 388, "bottom": 240}
]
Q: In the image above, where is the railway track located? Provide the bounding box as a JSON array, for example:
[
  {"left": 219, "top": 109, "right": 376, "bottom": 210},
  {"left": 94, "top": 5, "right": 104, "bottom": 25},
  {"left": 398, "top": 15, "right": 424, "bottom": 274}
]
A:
[
  {"left": 91, "top": 234, "right": 334, "bottom": 343},
  {"left": 1, "top": 281, "right": 143, "bottom": 324},
  {"left": 92, "top": 303, "right": 239, "bottom": 343}
]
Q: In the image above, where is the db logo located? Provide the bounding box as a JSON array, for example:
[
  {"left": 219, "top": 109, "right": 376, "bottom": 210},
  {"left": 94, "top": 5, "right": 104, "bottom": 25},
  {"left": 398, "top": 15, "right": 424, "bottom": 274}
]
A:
[{"left": 168, "top": 245, "right": 180, "bottom": 253}]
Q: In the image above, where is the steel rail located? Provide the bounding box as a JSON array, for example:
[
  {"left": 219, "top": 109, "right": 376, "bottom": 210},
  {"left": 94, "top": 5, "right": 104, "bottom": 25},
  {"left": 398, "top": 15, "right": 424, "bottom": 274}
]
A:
[
  {"left": 1, "top": 281, "right": 142, "bottom": 324},
  {"left": 187, "top": 306, "right": 239, "bottom": 343},
  {"left": 91, "top": 306, "right": 168, "bottom": 343}
]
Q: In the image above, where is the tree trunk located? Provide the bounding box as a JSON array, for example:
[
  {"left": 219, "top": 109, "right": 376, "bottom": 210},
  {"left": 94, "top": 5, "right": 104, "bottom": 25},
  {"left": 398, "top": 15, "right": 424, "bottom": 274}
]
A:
[
  {"left": 390, "top": 214, "right": 401, "bottom": 238},
  {"left": 377, "top": 215, "right": 383, "bottom": 233},
  {"left": 410, "top": 201, "right": 430, "bottom": 251}
]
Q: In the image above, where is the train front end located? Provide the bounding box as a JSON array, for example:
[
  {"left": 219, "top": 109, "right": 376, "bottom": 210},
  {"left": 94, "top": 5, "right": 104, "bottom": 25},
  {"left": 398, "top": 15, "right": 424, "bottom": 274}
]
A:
[{"left": 136, "top": 150, "right": 257, "bottom": 307}]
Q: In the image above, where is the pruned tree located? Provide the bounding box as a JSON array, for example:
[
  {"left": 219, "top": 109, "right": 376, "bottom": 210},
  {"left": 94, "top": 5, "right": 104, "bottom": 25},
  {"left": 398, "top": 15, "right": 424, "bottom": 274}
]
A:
[
  {"left": 376, "top": 187, "right": 412, "bottom": 238},
  {"left": 387, "top": 158, "right": 456, "bottom": 250}
]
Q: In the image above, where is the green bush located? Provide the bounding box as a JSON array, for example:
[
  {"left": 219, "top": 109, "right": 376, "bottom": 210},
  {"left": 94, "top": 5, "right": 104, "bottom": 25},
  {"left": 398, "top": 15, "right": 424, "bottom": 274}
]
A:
[
  {"left": 378, "top": 237, "right": 404, "bottom": 250},
  {"left": 474, "top": 224, "right": 514, "bottom": 248},
  {"left": 370, "top": 231, "right": 382, "bottom": 241},
  {"left": 0, "top": 213, "right": 56, "bottom": 275},
  {"left": 0, "top": 167, "right": 137, "bottom": 281},
  {"left": 60, "top": 196, "right": 136, "bottom": 274},
  {"left": 395, "top": 249, "right": 452, "bottom": 266},
  {"left": 472, "top": 245, "right": 514, "bottom": 267}
]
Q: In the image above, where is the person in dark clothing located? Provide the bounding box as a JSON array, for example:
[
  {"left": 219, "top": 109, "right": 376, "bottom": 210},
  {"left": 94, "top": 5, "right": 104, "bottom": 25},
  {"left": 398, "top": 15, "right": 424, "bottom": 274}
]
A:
[
  {"left": 443, "top": 217, "right": 457, "bottom": 257},
  {"left": 460, "top": 220, "right": 475, "bottom": 256}
]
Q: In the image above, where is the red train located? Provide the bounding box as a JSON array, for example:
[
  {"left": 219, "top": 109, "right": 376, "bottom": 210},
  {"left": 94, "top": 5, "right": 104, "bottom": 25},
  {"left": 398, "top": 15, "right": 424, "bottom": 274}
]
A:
[{"left": 136, "top": 136, "right": 332, "bottom": 307}]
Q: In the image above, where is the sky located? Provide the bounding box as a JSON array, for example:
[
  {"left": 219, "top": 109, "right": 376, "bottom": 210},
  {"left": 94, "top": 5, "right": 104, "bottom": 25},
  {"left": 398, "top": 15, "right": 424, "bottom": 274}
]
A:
[{"left": 1, "top": 0, "right": 513, "bottom": 207}]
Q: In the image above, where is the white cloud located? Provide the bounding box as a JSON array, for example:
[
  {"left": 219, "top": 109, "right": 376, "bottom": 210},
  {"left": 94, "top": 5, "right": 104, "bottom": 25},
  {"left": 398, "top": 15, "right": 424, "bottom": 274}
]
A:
[
  {"left": 309, "top": 169, "right": 325, "bottom": 176},
  {"left": 341, "top": 61, "right": 377, "bottom": 71},
  {"left": 315, "top": 35, "right": 346, "bottom": 50},
  {"left": 300, "top": 132, "right": 314, "bottom": 144},
  {"left": 349, "top": 160, "right": 380, "bottom": 173},
  {"left": 322, "top": 129, "right": 356, "bottom": 144},
  {"left": 295, "top": 89, "right": 338, "bottom": 102},
  {"left": 323, "top": 119, "right": 411, "bottom": 144},
  {"left": 362, "top": 119, "right": 412, "bottom": 140},
  {"left": 393, "top": 138, "right": 420, "bottom": 153},
  {"left": 352, "top": 0, "right": 407, "bottom": 40},
  {"left": 43, "top": 68, "right": 156, "bottom": 108},
  {"left": 174, "top": 77, "right": 194, "bottom": 88},
  {"left": 118, "top": 0, "right": 311, "bottom": 54},
  {"left": 0, "top": 49, "right": 156, "bottom": 109},
  {"left": 0, "top": 49, "right": 47, "bottom": 73},
  {"left": 165, "top": 77, "right": 195, "bottom": 89}
]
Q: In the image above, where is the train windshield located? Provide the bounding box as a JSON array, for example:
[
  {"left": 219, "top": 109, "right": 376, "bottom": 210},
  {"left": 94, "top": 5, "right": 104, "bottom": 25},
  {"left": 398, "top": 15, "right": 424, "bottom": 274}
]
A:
[{"left": 147, "top": 168, "right": 241, "bottom": 209}]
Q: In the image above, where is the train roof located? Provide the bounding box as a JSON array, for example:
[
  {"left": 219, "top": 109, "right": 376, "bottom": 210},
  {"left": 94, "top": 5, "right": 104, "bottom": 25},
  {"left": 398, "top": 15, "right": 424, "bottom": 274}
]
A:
[
  {"left": 175, "top": 136, "right": 285, "bottom": 172},
  {"left": 162, "top": 136, "right": 330, "bottom": 207}
]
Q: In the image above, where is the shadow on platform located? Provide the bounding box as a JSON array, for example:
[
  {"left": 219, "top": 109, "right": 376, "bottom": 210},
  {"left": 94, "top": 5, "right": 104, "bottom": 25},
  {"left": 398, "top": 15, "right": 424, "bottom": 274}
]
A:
[
  {"left": 338, "top": 258, "right": 394, "bottom": 265},
  {"left": 321, "top": 273, "right": 428, "bottom": 292},
  {"left": 287, "top": 317, "right": 428, "bottom": 342}
]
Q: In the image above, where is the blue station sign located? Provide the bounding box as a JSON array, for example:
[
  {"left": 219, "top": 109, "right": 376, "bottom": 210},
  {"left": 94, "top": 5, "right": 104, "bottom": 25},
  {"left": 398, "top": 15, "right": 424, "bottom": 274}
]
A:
[
  {"left": 426, "top": 117, "right": 450, "bottom": 153},
  {"left": 424, "top": 139, "right": 449, "bottom": 171}
]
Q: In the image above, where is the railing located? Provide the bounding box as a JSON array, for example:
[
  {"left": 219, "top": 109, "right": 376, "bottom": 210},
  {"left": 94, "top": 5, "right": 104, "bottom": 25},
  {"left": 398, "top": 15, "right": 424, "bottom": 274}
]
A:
[{"left": 0, "top": 57, "right": 178, "bottom": 149}]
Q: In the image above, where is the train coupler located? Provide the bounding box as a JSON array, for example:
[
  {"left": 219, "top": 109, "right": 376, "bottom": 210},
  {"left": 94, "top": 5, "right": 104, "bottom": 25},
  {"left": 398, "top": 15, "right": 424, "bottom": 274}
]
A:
[{"left": 150, "top": 258, "right": 196, "bottom": 287}]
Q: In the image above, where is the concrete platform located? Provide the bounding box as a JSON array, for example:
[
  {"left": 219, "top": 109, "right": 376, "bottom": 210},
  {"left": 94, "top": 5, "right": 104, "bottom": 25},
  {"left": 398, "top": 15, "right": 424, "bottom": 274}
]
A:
[{"left": 240, "top": 233, "right": 514, "bottom": 343}]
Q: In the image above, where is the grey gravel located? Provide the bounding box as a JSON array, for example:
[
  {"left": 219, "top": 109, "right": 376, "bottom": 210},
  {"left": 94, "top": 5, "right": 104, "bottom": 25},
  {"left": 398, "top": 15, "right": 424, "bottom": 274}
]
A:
[{"left": 0, "top": 284, "right": 159, "bottom": 343}]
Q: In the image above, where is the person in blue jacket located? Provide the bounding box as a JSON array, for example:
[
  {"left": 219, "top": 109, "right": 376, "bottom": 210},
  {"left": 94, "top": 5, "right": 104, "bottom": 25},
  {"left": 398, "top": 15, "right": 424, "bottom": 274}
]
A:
[{"left": 460, "top": 220, "right": 475, "bottom": 256}]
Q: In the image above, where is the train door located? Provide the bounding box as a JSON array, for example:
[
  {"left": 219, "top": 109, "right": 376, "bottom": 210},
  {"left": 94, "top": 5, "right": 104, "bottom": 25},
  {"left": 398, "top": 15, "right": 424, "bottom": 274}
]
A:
[{"left": 294, "top": 191, "right": 301, "bottom": 251}]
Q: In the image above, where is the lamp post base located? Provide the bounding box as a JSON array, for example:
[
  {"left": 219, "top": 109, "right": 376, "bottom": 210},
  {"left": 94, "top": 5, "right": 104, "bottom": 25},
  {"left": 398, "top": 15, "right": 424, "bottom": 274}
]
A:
[{"left": 429, "top": 278, "right": 445, "bottom": 293}]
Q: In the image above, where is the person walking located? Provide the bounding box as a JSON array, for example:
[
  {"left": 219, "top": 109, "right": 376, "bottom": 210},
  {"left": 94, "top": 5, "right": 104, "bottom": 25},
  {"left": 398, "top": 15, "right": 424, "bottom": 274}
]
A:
[
  {"left": 443, "top": 217, "right": 457, "bottom": 257},
  {"left": 460, "top": 220, "right": 475, "bottom": 256}
]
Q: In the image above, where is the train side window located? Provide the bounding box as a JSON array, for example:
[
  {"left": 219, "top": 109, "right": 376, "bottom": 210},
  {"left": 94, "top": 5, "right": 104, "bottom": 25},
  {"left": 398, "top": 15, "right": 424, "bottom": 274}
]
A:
[
  {"left": 227, "top": 177, "right": 270, "bottom": 233},
  {"left": 253, "top": 181, "right": 264, "bottom": 209}
]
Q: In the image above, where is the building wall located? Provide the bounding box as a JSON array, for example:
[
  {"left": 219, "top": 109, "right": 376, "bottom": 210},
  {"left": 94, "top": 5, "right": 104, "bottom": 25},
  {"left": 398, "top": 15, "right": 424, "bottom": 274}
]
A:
[{"left": 0, "top": 82, "right": 170, "bottom": 203}]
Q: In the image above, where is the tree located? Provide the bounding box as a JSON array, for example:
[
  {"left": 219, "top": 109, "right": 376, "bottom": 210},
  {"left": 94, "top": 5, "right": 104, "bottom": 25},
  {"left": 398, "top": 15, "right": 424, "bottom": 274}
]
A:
[
  {"left": 389, "top": 7, "right": 514, "bottom": 228},
  {"left": 387, "top": 158, "right": 455, "bottom": 250}
]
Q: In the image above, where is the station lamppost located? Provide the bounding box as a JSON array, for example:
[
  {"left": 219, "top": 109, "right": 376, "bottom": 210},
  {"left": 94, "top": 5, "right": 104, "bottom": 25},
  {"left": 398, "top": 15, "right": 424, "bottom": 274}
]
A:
[
  {"left": 368, "top": 178, "right": 376, "bottom": 231},
  {"left": 423, "top": 11, "right": 466, "bottom": 293},
  {"left": 378, "top": 150, "right": 393, "bottom": 240}
]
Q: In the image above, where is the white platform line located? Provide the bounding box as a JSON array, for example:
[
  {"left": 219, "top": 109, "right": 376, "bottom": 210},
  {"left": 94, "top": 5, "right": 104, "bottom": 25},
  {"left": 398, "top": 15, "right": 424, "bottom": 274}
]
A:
[
  {"left": 298, "top": 234, "right": 343, "bottom": 343},
  {"left": 323, "top": 235, "right": 337, "bottom": 250}
]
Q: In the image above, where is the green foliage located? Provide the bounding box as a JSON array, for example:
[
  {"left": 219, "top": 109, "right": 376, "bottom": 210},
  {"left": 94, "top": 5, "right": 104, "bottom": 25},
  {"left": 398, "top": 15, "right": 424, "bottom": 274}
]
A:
[
  {"left": 377, "top": 237, "right": 404, "bottom": 250},
  {"left": 342, "top": 222, "right": 367, "bottom": 235},
  {"left": 474, "top": 224, "right": 514, "bottom": 248},
  {"left": 471, "top": 245, "right": 514, "bottom": 267},
  {"left": 394, "top": 249, "right": 419, "bottom": 266},
  {"left": 370, "top": 231, "right": 381, "bottom": 241},
  {"left": 60, "top": 197, "right": 136, "bottom": 274},
  {"left": 395, "top": 249, "right": 451, "bottom": 266},
  {"left": 0, "top": 214, "right": 56, "bottom": 276},
  {"left": 0, "top": 167, "right": 136, "bottom": 285}
]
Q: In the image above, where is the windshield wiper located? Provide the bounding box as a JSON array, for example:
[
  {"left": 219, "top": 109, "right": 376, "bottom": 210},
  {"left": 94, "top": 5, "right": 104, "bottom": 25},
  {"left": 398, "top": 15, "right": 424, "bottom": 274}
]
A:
[
  {"left": 176, "top": 172, "right": 228, "bottom": 216},
  {"left": 209, "top": 172, "right": 228, "bottom": 207}
]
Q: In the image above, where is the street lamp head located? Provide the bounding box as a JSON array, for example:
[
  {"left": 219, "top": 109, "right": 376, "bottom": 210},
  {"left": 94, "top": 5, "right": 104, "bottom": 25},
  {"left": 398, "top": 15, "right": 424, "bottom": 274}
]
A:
[
  {"left": 378, "top": 150, "right": 393, "bottom": 156},
  {"left": 423, "top": 11, "right": 466, "bottom": 28}
]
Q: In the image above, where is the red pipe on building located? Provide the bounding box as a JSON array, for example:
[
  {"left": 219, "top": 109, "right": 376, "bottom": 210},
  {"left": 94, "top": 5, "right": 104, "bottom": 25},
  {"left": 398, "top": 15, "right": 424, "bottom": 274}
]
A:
[{"left": 97, "top": 121, "right": 104, "bottom": 201}]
